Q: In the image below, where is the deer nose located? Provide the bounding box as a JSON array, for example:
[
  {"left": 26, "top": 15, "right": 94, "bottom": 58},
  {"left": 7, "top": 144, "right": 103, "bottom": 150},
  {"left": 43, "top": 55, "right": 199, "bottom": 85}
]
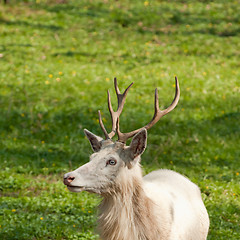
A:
[{"left": 63, "top": 175, "right": 75, "bottom": 185}]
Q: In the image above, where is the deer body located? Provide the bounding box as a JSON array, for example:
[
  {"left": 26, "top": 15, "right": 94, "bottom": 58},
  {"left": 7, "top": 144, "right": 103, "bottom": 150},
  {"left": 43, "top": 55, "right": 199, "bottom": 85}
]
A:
[
  {"left": 143, "top": 170, "right": 209, "bottom": 240},
  {"left": 63, "top": 78, "right": 209, "bottom": 240}
]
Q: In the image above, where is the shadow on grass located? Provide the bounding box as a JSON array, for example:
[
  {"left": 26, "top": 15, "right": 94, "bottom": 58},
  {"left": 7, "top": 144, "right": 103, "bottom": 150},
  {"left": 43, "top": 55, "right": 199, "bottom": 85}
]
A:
[
  {"left": 33, "top": 1, "right": 240, "bottom": 38},
  {"left": 2, "top": 1, "right": 239, "bottom": 38},
  {"left": 52, "top": 50, "right": 97, "bottom": 58},
  {"left": 0, "top": 43, "right": 33, "bottom": 49},
  {"left": 0, "top": 98, "right": 239, "bottom": 174},
  {"left": 0, "top": 18, "right": 63, "bottom": 31}
]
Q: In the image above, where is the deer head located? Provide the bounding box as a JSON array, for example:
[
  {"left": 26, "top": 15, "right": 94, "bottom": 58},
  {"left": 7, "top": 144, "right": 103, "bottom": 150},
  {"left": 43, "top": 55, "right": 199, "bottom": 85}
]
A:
[{"left": 63, "top": 78, "right": 180, "bottom": 195}]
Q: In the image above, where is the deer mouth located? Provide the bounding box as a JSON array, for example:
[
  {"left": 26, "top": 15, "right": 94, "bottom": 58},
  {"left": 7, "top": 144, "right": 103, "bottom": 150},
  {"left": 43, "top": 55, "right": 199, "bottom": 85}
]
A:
[
  {"left": 67, "top": 185, "right": 85, "bottom": 192},
  {"left": 67, "top": 185, "right": 101, "bottom": 194}
]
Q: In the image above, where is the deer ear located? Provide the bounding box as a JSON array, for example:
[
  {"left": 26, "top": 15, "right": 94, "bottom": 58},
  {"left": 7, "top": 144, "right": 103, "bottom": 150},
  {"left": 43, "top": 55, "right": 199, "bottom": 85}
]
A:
[
  {"left": 128, "top": 128, "right": 147, "bottom": 160},
  {"left": 84, "top": 129, "right": 103, "bottom": 152}
]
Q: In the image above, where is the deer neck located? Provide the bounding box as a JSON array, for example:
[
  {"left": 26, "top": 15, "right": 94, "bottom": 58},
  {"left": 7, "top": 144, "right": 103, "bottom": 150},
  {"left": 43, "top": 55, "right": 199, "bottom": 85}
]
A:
[{"left": 98, "top": 163, "right": 162, "bottom": 240}]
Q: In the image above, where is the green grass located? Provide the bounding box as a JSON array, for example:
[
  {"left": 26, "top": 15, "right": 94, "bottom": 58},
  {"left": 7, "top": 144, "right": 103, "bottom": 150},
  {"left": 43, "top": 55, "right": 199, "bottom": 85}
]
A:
[{"left": 0, "top": 0, "right": 239, "bottom": 239}]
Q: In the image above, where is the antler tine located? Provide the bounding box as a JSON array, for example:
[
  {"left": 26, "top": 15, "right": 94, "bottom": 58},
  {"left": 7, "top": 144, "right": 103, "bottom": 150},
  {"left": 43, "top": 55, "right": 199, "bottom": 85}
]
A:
[
  {"left": 108, "top": 79, "right": 133, "bottom": 138},
  {"left": 145, "top": 76, "right": 180, "bottom": 129},
  {"left": 117, "top": 77, "right": 180, "bottom": 143},
  {"left": 114, "top": 78, "right": 133, "bottom": 113},
  {"left": 98, "top": 110, "right": 110, "bottom": 139},
  {"left": 114, "top": 77, "right": 120, "bottom": 95},
  {"left": 98, "top": 78, "right": 134, "bottom": 140},
  {"left": 159, "top": 76, "right": 180, "bottom": 115}
]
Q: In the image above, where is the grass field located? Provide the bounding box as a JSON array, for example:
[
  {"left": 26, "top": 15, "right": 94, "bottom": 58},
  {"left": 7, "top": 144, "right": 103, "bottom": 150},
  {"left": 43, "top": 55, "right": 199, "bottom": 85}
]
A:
[{"left": 0, "top": 0, "right": 239, "bottom": 239}]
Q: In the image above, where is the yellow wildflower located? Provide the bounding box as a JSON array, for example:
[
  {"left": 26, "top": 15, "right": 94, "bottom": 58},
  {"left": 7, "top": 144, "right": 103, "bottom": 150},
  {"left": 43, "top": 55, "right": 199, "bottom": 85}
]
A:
[{"left": 144, "top": 1, "right": 149, "bottom": 6}]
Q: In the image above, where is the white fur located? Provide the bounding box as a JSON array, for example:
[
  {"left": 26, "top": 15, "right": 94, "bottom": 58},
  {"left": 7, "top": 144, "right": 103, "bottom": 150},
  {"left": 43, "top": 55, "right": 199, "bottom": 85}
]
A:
[
  {"left": 143, "top": 169, "right": 209, "bottom": 240},
  {"left": 64, "top": 130, "right": 209, "bottom": 240}
]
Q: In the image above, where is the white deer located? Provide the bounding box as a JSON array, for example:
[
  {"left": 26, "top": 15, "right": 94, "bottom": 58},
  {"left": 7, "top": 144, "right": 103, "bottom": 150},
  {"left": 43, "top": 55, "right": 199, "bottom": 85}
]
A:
[{"left": 63, "top": 77, "right": 209, "bottom": 240}]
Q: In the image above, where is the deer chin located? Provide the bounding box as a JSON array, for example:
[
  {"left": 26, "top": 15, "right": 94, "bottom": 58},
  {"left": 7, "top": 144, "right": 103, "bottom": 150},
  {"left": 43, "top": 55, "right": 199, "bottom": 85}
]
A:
[
  {"left": 67, "top": 185, "right": 101, "bottom": 194},
  {"left": 67, "top": 186, "right": 85, "bottom": 193}
]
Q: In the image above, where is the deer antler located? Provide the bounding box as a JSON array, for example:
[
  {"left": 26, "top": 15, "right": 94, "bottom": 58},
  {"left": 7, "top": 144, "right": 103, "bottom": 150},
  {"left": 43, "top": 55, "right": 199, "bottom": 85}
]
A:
[
  {"left": 98, "top": 77, "right": 180, "bottom": 143},
  {"left": 116, "top": 77, "right": 180, "bottom": 143},
  {"left": 98, "top": 78, "right": 133, "bottom": 140}
]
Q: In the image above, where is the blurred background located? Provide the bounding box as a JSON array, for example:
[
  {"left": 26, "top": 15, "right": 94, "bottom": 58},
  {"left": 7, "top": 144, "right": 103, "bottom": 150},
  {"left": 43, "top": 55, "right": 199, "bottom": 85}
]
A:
[{"left": 0, "top": 0, "right": 239, "bottom": 239}]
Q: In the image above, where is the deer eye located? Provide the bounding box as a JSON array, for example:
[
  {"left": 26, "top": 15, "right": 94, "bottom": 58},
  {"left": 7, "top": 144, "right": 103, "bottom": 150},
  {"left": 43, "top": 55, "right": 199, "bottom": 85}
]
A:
[{"left": 107, "top": 158, "right": 117, "bottom": 166}]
